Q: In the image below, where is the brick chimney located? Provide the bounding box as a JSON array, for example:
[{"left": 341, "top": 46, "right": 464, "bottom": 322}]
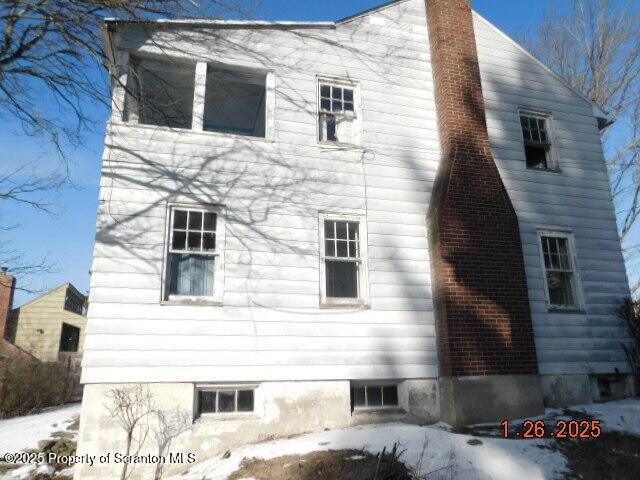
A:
[
  {"left": 0, "top": 269, "right": 16, "bottom": 340},
  {"left": 425, "top": 0, "right": 544, "bottom": 425}
]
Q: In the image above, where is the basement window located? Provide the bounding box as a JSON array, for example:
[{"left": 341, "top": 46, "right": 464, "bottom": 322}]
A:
[
  {"left": 520, "top": 112, "right": 558, "bottom": 171},
  {"left": 319, "top": 214, "right": 369, "bottom": 306},
  {"left": 196, "top": 387, "right": 255, "bottom": 416},
  {"left": 318, "top": 80, "right": 358, "bottom": 145},
  {"left": 125, "top": 57, "right": 195, "bottom": 129},
  {"left": 59, "top": 323, "right": 80, "bottom": 353},
  {"left": 203, "top": 67, "right": 266, "bottom": 137},
  {"left": 165, "top": 205, "right": 225, "bottom": 303},
  {"left": 351, "top": 383, "right": 399, "bottom": 411},
  {"left": 539, "top": 232, "right": 581, "bottom": 309}
]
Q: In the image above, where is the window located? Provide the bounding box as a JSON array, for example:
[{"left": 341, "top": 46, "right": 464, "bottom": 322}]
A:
[
  {"left": 351, "top": 384, "right": 399, "bottom": 411},
  {"left": 539, "top": 233, "right": 581, "bottom": 309},
  {"left": 125, "top": 57, "right": 195, "bottom": 129},
  {"left": 520, "top": 112, "right": 557, "bottom": 171},
  {"left": 203, "top": 67, "right": 266, "bottom": 137},
  {"left": 196, "top": 387, "right": 255, "bottom": 416},
  {"left": 318, "top": 80, "right": 358, "bottom": 144},
  {"left": 64, "top": 290, "right": 85, "bottom": 316},
  {"left": 59, "top": 323, "right": 80, "bottom": 353},
  {"left": 165, "top": 206, "right": 225, "bottom": 302},
  {"left": 320, "top": 214, "right": 369, "bottom": 305}
]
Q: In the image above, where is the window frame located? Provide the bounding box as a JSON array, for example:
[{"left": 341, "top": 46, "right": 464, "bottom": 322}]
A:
[
  {"left": 194, "top": 384, "right": 258, "bottom": 419},
  {"left": 350, "top": 381, "right": 402, "bottom": 413},
  {"left": 59, "top": 322, "right": 81, "bottom": 353},
  {"left": 316, "top": 76, "right": 361, "bottom": 147},
  {"left": 318, "top": 212, "right": 369, "bottom": 307},
  {"left": 518, "top": 109, "right": 560, "bottom": 173},
  {"left": 162, "top": 203, "right": 226, "bottom": 305},
  {"left": 537, "top": 230, "right": 583, "bottom": 311}
]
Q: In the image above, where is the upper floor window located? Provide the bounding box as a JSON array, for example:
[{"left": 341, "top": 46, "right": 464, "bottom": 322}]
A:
[
  {"left": 319, "top": 214, "right": 369, "bottom": 306},
  {"left": 520, "top": 112, "right": 558, "bottom": 171},
  {"left": 318, "top": 79, "right": 359, "bottom": 145},
  {"left": 204, "top": 67, "right": 266, "bottom": 137},
  {"left": 165, "top": 205, "right": 225, "bottom": 303},
  {"left": 64, "top": 290, "right": 85, "bottom": 316},
  {"left": 59, "top": 323, "right": 80, "bottom": 353},
  {"left": 125, "top": 57, "right": 195, "bottom": 129},
  {"left": 539, "top": 232, "right": 581, "bottom": 309}
]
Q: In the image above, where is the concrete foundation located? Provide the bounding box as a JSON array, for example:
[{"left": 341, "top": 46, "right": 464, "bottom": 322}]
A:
[
  {"left": 540, "top": 374, "right": 637, "bottom": 407},
  {"left": 74, "top": 379, "right": 439, "bottom": 480},
  {"left": 439, "top": 375, "right": 545, "bottom": 427}
]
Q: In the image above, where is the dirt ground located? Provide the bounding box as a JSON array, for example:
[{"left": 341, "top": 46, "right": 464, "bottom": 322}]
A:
[{"left": 228, "top": 449, "right": 413, "bottom": 480}]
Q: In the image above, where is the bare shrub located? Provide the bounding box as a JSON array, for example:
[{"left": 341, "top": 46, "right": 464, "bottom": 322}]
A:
[
  {"left": 0, "top": 357, "right": 72, "bottom": 419},
  {"left": 618, "top": 298, "right": 640, "bottom": 391},
  {"left": 151, "top": 408, "right": 192, "bottom": 480}
]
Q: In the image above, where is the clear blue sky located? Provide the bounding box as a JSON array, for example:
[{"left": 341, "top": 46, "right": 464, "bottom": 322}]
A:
[{"left": 1, "top": 0, "right": 552, "bottom": 307}]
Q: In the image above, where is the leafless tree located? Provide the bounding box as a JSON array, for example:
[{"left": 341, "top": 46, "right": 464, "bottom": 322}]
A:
[
  {"left": 524, "top": 0, "right": 640, "bottom": 291},
  {"left": 106, "top": 384, "right": 157, "bottom": 480},
  {"left": 151, "top": 407, "right": 192, "bottom": 480}
]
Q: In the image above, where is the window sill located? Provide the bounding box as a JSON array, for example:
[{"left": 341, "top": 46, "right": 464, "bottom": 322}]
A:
[
  {"left": 547, "top": 308, "right": 586, "bottom": 314},
  {"left": 109, "top": 120, "right": 274, "bottom": 143},
  {"left": 320, "top": 301, "right": 371, "bottom": 310},
  {"left": 527, "top": 167, "right": 562, "bottom": 175},
  {"left": 352, "top": 407, "right": 406, "bottom": 417},
  {"left": 318, "top": 141, "right": 364, "bottom": 151},
  {"left": 195, "top": 413, "right": 259, "bottom": 423},
  {"left": 161, "top": 299, "right": 223, "bottom": 307}
]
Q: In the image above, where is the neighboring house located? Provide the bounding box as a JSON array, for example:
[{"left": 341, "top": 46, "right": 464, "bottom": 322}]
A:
[
  {"left": 76, "top": 0, "right": 635, "bottom": 478},
  {"left": 6, "top": 283, "right": 87, "bottom": 363}
]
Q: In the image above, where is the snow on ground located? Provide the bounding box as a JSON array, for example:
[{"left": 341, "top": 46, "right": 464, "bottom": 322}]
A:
[
  {"left": 169, "top": 398, "right": 640, "bottom": 480},
  {"left": 0, "top": 404, "right": 81, "bottom": 456}
]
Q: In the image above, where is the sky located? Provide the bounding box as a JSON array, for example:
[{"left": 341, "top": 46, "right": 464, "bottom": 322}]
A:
[{"left": 1, "top": 0, "right": 554, "bottom": 307}]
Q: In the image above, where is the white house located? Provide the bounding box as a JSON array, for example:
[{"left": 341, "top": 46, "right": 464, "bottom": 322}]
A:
[{"left": 75, "top": 0, "right": 634, "bottom": 478}]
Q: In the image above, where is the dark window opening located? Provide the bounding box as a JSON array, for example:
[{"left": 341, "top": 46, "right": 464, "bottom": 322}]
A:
[
  {"left": 203, "top": 67, "right": 266, "bottom": 137},
  {"left": 125, "top": 58, "right": 195, "bottom": 129},
  {"left": 64, "top": 291, "right": 85, "bottom": 315},
  {"left": 520, "top": 114, "right": 555, "bottom": 171},
  {"left": 59, "top": 323, "right": 80, "bottom": 353},
  {"left": 324, "top": 220, "right": 360, "bottom": 299},
  {"left": 197, "top": 388, "right": 255, "bottom": 416},
  {"left": 351, "top": 384, "right": 399, "bottom": 410}
]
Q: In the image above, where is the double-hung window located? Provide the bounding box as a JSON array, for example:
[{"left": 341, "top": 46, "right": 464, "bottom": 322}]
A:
[
  {"left": 165, "top": 205, "right": 225, "bottom": 303},
  {"left": 320, "top": 214, "right": 369, "bottom": 306},
  {"left": 520, "top": 111, "right": 558, "bottom": 171},
  {"left": 318, "top": 80, "right": 358, "bottom": 145},
  {"left": 539, "top": 232, "right": 581, "bottom": 309}
]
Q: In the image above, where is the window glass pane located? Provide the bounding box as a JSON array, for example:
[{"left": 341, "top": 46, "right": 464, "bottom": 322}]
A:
[
  {"left": 237, "top": 390, "right": 254, "bottom": 412},
  {"left": 382, "top": 386, "right": 399, "bottom": 406},
  {"left": 169, "top": 254, "right": 215, "bottom": 296},
  {"left": 131, "top": 59, "right": 195, "bottom": 129},
  {"left": 320, "top": 85, "right": 331, "bottom": 98},
  {"left": 172, "top": 231, "right": 186, "bottom": 250},
  {"left": 337, "top": 240, "right": 349, "bottom": 258},
  {"left": 332, "top": 87, "right": 342, "bottom": 99},
  {"left": 348, "top": 222, "right": 358, "bottom": 240},
  {"left": 366, "top": 386, "right": 382, "bottom": 407},
  {"left": 189, "top": 211, "right": 203, "bottom": 230},
  {"left": 199, "top": 391, "right": 216, "bottom": 414},
  {"left": 344, "top": 102, "right": 354, "bottom": 112},
  {"left": 321, "top": 98, "right": 331, "bottom": 111},
  {"left": 348, "top": 241, "right": 359, "bottom": 258},
  {"left": 204, "top": 68, "right": 266, "bottom": 137},
  {"left": 324, "top": 220, "right": 335, "bottom": 239},
  {"left": 332, "top": 100, "right": 343, "bottom": 111},
  {"left": 326, "top": 261, "right": 358, "bottom": 298},
  {"left": 325, "top": 239, "right": 336, "bottom": 257},
  {"left": 525, "top": 145, "right": 548, "bottom": 170},
  {"left": 344, "top": 89, "right": 354, "bottom": 102},
  {"left": 187, "top": 232, "right": 201, "bottom": 251},
  {"left": 174, "top": 210, "right": 188, "bottom": 229},
  {"left": 322, "top": 114, "right": 337, "bottom": 142},
  {"left": 59, "top": 323, "right": 80, "bottom": 352},
  {"left": 547, "top": 271, "right": 575, "bottom": 306},
  {"left": 204, "top": 213, "right": 217, "bottom": 231},
  {"left": 352, "top": 386, "right": 366, "bottom": 408},
  {"left": 203, "top": 232, "right": 216, "bottom": 251},
  {"left": 218, "top": 391, "right": 236, "bottom": 413},
  {"left": 336, "top": 222, "right": 348, "bottom": 239}
]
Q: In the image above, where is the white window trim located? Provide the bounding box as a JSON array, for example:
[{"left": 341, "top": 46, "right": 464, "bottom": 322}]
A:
[
  {"left": 194, "top": 384, "right": 259, "bottom": 420},
  {"left": 537, "top": 229, "right": 584, "bottom": 311},
  {"left": 316, "top": 75, "right": 362, "bottom": 147},
  {"left": 319, "top": 212, "right": 370, "bottom": 308},
  {"left": 162, "top": 203, "right": 226, "bottom": 305},
  {"left": 518, "top": 108, "right": 560, "bottom": 173}
]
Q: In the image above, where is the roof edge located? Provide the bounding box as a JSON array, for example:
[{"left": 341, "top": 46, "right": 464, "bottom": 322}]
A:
[{"left": 103, "top": 18, "right": 336, "bottom": 29}]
